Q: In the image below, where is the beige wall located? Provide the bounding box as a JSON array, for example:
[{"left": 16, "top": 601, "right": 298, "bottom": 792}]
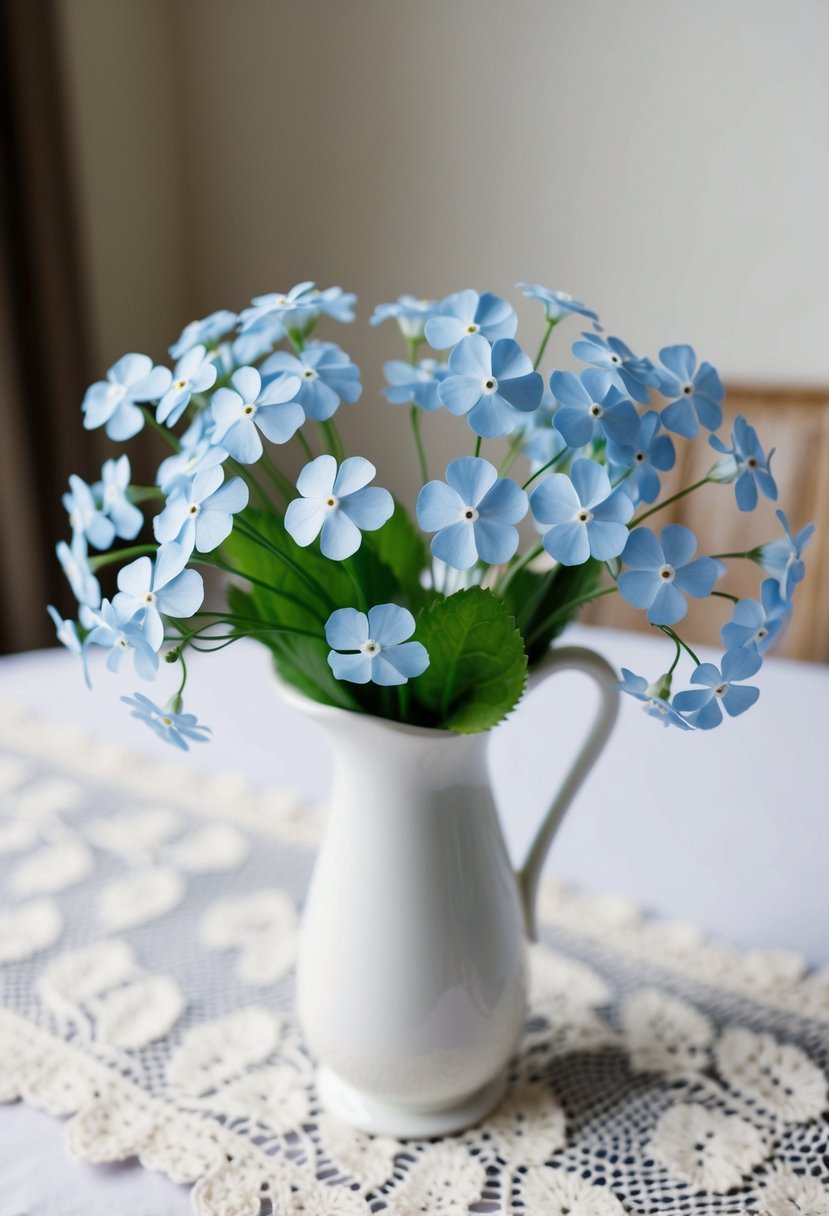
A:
[{"left": 59, "top": 0, "right": 829, "bottom": 508}]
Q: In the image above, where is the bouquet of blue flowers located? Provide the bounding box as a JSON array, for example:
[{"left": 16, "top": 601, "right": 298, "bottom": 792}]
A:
[{"left": 52, "top": 282, "right": 814, "bottom": 747}]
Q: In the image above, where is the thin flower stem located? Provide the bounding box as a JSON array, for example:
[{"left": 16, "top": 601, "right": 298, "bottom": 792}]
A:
[
  {"left": 474, "top": 435, "right": 482, "bottom": 458},
  {"left": 496, "top": 541, "right": 543, "bottom": 597},
  {"left": 711, "top": 590, "right": 740, "bottom": 604},
  {"left": 533, "top": 318, "right": 557, "bottom": 371},
  {"left": 396, "top": 684, "right": 410, "bottom": 722},
  {"left": 320, "top": 419, "right": 346, "bottom": 462},
  {"left": 410, "top": 406, "right": 429, "bottom": 483},
  {"left": 630, "top": 476, "right": 713, "bottom": 527},
  {"left": 259, "top": 450, "right": 294, "bottom": 500},
  {"left": 296, "top": 430, "right": 314, "bottom": 461},
  {"left": 667, "top": 636, "right": 683, "bottom": 676},
  {"left": 658, "top": 626, "right": 701, "bottom": 666},
  {"left": 344, "top": 559, "right": 367, "bottom": 612},
  {"left": 89, "top": 544, "right": 155, "bottom": 572},
  {"left": 230, "top": 519, "right": 337, "bottom": 608},
  {"left": 498, "top": 432, "right": 526, "bottom": 477},
  {"left": 521, "top": 447, "right": 570, "bottom": 490},
  {"left": 710, "top": 550, "right": 754, "bottom": 561},
  {"left": 140, "top": 406, "right": 181, "bottom": 452},
  {"left": 127, "top": 485, "right": 164, "bottom": 504},
  {"left": 527, "top": 584, "right": 617, "bottom": 646},
  {"left": 227, "top": 458, "right": 272, "bottom": 510}
]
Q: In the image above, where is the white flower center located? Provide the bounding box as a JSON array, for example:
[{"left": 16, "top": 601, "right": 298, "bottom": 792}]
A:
[
  {"left": 610, "top": 353, "right": 622, "bottom": 365},
  {"left": 160, "top": 716, "right": 173, "bottom": 726},
  {"left": 576, "top": 508, "right": 593, "bottom": 524},
  {"left": 713, "top": 682, "right": 729, "bottom": 698},
  {"left": 658, "top": 564, "right": 675, "bottom": 582},
  {"left": 465, "top": 322, "right": 480, "bottom": 334},
  {"left": 70, "top": 509, "right": 83, "bottom": 531},
  {"left": 482, "top": 377, "right": 498, "bottom": 394},
  {"left": 746, "top": 456, "right": 758, "bottom": 469},
  {"left": 681, "top": 381, "right": 694, "bottom": 396},
  {"left": 303, "top": 367, "right": 316, "bottom": 379},
  {"left": 325, "top": 496, "right": 339, "bottom": 510},
  {"left": 144, "top": 592, "right": 156, "bottom": 604},
  {"left": 107, "top": 383, "right": 126, "bottom": 400},
  {"left": 242, "top": 403, "right": 257, "bottom": 417},
  {"left": 116, "top": 637, "right": 129, "bottom": 649},
  {"left": 174, "top": 378, "right": 188, "bottom": 391},
  {"left": 589, "top": 402, "right": 603, "bottom": 418},
  {"left": 188, "top": 503, "right": 200, "bottom": 516},
  {"left": 634, "top": 450, "right": 646, "bottom": 463},
  {"left": 104, "top": 485, "right": 118, "bottom": 502},
  {"left": 462, "top": 506, "right": 480, "bottom": 523},
  {"left": 360, "top": 639, "right": 381, "bottom": 656}
]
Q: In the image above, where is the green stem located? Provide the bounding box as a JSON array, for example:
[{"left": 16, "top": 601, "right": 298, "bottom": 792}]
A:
[
  {"left": 496, "top": 541, "right": 543, "bottom": 597},
  {"left": 410, "top": 406, "right": 428, "bottom": 483},
  {"left": 319, "top": 419, "right": 346, "bottom": 462},
  {"left": 666, "top": 636, "right": 683, "bottom": 677},
  {"left": 533, "top": 317, "right": 557, "bottom": 371},
  {"left": 474, "top": 435, "right": 482, "bottom": 458},
  {"left": 498, "top": 431, "right": 526, "bottom": 477},
  {"left": 259, "top": 450, "right": 294, "bottom": 500},
  {"left": 128, "top": 485, "right": 164, "bottom": 504},
  {"left": 631, "top": 476, "right": 712, "bottom": 527},
  {"left": 710, "top": 550, "right": 754, "bottom": 561},
  {"left": 344, "top": 559, "right": 367, "bottom": 612},
  {"left": 396, "top": 684, "right": 410, "bottom": 722},
  {"left": 297, "top": 430, "right": 314, "bottom": 461},
  {"left": 521, "top": 447, "right": 570, "bottom": 490},
  {"left": 89, "top": 544, "right": 155, "bottom": 572},
  {"left": 140, "top": 406, "right": 181, "bottom": 452},
  {"left": 527, "top": 584, "right": 617, "bottom": 646},
  {"left": 227, "top": 458, "right": 271, "bottom": 509},
  {"left": 658, "top": 626, "right": 701, "bottom": 666},
  {"left": 711, "top": 590, "right": 740, "bottom": 604},
  {"left": 230, "top": 519, "right": 337, "bottom": 608}
]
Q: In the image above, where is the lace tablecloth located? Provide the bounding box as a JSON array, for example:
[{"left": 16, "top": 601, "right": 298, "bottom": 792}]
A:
[{"left": 1, "top": 699, "right": 827, "bottom": 1216}]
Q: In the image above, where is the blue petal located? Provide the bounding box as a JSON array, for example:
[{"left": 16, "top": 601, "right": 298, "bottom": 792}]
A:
[
  {"left": 686, "top": 700, "right": 724, "bottom": 730},
  {"left": 326, "top": 607, "right": 368, "bottom": 650},
  {"left": 223, "top": 419, "right": 263, "bottom": 464},
  {"left": 722, "top": 683, "right": 760, "bottom": 717},
  {"left": 721, "top": 645, "right": 762, "bottom": 682},
  {"left": 542, "top": 521, "right": 591, "bottom": 566},
  {"left": 586, "top": 520, "right": 630, "bottom": 561},
  {"left": 157, "top": 568, "right": 204, "bottom": 618},
  {"left": 285, "top": 498, "right": 327, "bottom": 547},
  {"left": 438, "top": 377, "right": 483, "bottom": 417},
  {"left": 735, "top": 470, "right": 759, "bottom": 512},
  {"left": 319, "top": 510, "right": 363, "bottom": 559},
  {"left": 660, "top": 524, "right": 697, "bottom": 568},
  {"left": 674, "top": 556, "right": 718, "bottom": 599},
  {"left": 231, "top": 366, "right": 261, "bottom": 402},
  {"left": 424, "top": 315, "right": 466, "bottom": 349},
  {"left": 647, "top": 581, "right": 687, "bottom": 625},
  {"left": 530, "top": 473, "right": 580, "bottom": 525},
  {"left": 498, "top": 371, "right": 543, "bottom": 413},
  {"left": 255, "top": 402, "right": 305, "bottom": 445},
  {"left": 473, "top": 518, "right": 520, "bottom": 565},
  {"left": 417, "top": 480, "right": 464, "bottom": 531},
  {"left": 550, "top": 370, "right": 588, "bottom": 410},
  {"left": 477, "top": 476, "right": 528, "bottom": 525},
  {"left": 490, "top": 338, "right": 531, "bottom": 381},
  {"left": 448, "top": 332, "right": 491, "bottom": 377},
  {"left": 570, "top": 458, "right": 611, "bottom": 509},
  {"left": 661, "top": 398, "right": 698, "bottom": 439},
  {"left": 367, "top": 603, "right": 415, "bottom": 646},
  {"left": 554, "top": 406, "right": 594, "bottom": 448},
  {"left": 466, "top": 393, "right": 519, "bottom": 438},
  {"left": 431, "top": 521, "right": 479, "bottom": 569},
  {"left": 618, "top": 569, "right": 661, "bottom": 609},
  {"left": 622, "top": 527, "right": 663, "bottom": 570},
  {"left": 341, "top": 486, "right": 394, "bottom": 531},
  {"left": 297, "top": 454, "right": 337, "bottom": 499},
  {"left": 659, "top": 344, "right": 696, "bottom": 382},
  {"left": 329, "top": 651, "right": 372, "bottom": 683},
  {"left": 445, "top": 457, "right": 497, "bottom": 508},
  {"left": 673, "top": 687, "right": 714, "bottom": 713},
  {"left": 380, "top": 640, "right": 429, "bottom": 679},
  {"left": 334, "top": 456, "right": 376, "bottom": 498}
]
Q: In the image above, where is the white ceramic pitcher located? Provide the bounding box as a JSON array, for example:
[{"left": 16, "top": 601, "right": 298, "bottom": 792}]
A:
[{"left": 284, "top": 644, "right": 619, "bottom": 1137}]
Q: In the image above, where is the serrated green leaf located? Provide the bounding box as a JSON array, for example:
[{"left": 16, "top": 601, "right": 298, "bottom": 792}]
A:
[
  {"left": 504, "top": 558, "right": 602, "bottom": 665},
  {"left": 411, "top": 587, "right": 527, "bottom": 733},
  {"left": 361, "top": 501, "right": 429, "bottom": 610}
]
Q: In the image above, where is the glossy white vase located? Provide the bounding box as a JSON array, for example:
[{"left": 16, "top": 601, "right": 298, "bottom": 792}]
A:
[{"left": 283, "top": 645, "right": 619, "bottom": 1137}]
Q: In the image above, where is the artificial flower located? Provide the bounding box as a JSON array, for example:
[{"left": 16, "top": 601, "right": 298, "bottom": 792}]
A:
[
  {"left": 530, "top": 458, "right": 634, "bottom": 565},
  {"left": 618, "top": 525, "right": 719, "bottom": 625},
  {"left": 416, "top": 457, "right": 528, "bottom": 570},
  {"left": 284, "top": 455, "right": 393, "bottom": 560},
  {"left": 438, "top": 334, "right": 543, "bottom": 437},
  {"left": 325, "top": 604, "right": 429, "bottom": 686}
]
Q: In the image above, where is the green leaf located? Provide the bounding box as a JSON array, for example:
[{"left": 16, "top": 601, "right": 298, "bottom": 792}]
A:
[
  {"left": 503, "top": 558, "right": 602, "bottom": 665},
  {"left": 411, "top": 587, "right": 527, "bottom": 733}
]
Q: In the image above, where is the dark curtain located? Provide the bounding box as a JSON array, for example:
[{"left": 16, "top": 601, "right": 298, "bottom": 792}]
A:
[{"left": 0, "top": 0, "right": 97, "bottom": 653}]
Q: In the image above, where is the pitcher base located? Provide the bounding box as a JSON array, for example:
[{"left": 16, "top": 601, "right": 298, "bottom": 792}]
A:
[{"left": 316, "top": 1066, "right": 508, "bottom": 1137}]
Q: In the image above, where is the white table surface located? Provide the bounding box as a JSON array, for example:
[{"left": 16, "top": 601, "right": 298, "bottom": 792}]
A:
[{"left": 1, "top": 623, "right": 827, "bottom": 1214}]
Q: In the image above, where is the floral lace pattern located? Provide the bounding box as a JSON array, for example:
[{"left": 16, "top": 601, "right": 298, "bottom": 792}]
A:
[{"left": 0, "top": 700, "right": 828, "bottom": 1215}]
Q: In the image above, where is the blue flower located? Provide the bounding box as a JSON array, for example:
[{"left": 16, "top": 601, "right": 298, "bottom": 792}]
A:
[
  {"left": 156, "top": 414, "right": 227, "bottom": 496},
  {"left": 238, "top": 281, "right": 320, "bottom": 334},
  {"left": 382, "top": 358, "right": 448, "bottom": 411},
  {"left": 169, "top": 310, "right": 237, "bottom": 360},
  {"left": 437, "top": 334, "right": 543, "bottom": 437},
  {"left": 617, "top": 668, "right": 691, "bottom": 729},
  {"left": 47, "top": 605, "right": 90, "bottom": 687},
  {"left": 121, "top": 692, "right": 211, "bottom": 750},
  {"left": 325, "top": 604, "right": 429, "bottom": 686},
  {"left": 571, "top": 332, "right": 657, "bottom": 404},
  {"left": 517, "top": 283, "right": 600, "bottom": 328},
  {"left": 721, "top": 579, "right": 787, "bottom": 654},
  {"left": 210, "top": 366, "right": 303, "bottom": 463},
  {"left": 313, "top": 285, "right": 357, "bottom": 323},
  {"left": 114, "top": 542, "right": 204, "bottom": 651},
  {"left": 261, "top": 341, "right": 362, "bottom": 421},
  {"left": 424, "top": 289, "right": 517, "bottom": 350},
  {"left": 550, "top": 369, "right": 640, "bottom": 449},
  {"left": 530, "top": 458, "right": 633, "bottom": 566},
  {"left": 754, "top": 509, "right": 815, "bottom": 600},
  {"left": 153, "top": 467, "right": 249, "bottom": 555},
  {"left": 606, "top": 411, "right": 676, "bottom": 505},
  {"left": 618, "top": 525, "right": 719, "bottom": 625},
  {"left": 156, "top": 345, "right": 218, "bottom": 427},
  {"left": 657, "top": 345, "right": 724, "bottom": 438},
  {"left": 63, "top": 474, "right": 115, "bottom": 551},
  {"left": 57, "top": 532, "right": 101, "bottom": 608},
  {"left": 220, "top": 316, "right": 286, "bottom": 368},
  {"left": 370, "top": 295, "right": 436, "bottom": 341},
  {"left": 85, "top": 598, "right": 159, "bottom": 680},
  {"left": 709, "top": 416, "right": 777, "bottom": 512},
  {"left": 284, "top": 455, "right": 394, "bottom": 560},
  {"left": 673, "top": 648, "right": 762, "bottom": 730},
  {"left": 416, "top": 457, "right": 528, "bottom": 570},
  {"left": 82, "top": 354, "right": 172, "bottom": 441},
  {"left": 100, "top": 455, "right": 144, "bottom": 541}
]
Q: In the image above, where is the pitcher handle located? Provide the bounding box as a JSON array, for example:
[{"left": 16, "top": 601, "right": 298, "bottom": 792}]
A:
[{"left": 515, "top": 645, "right": 620, "bottom": 941}]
